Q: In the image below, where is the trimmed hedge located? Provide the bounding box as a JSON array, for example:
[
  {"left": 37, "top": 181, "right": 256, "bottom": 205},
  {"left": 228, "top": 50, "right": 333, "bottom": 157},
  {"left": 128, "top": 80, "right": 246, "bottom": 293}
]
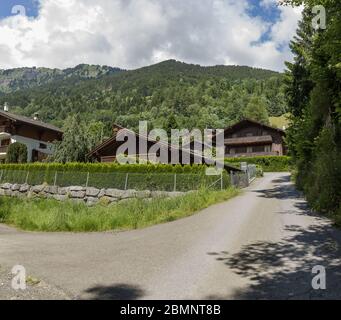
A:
[
  {"left": 225, "top": 156, "right": 292, "bottom": 172},
  {"left": 0, "top": 162, "right": 210, "bottom": 174},
  {"left": 0, "top": 163, "right": 231, "bottom": 191}
]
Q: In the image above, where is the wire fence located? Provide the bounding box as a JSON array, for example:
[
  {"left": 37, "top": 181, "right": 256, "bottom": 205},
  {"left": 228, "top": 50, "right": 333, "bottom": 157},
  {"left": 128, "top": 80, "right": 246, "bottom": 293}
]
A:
[
  {"left": 0, "top": 169, "right": 233, "bottom": 192},
  {"left": 230, "top": 164, "right": 257, "bottom": 188}
]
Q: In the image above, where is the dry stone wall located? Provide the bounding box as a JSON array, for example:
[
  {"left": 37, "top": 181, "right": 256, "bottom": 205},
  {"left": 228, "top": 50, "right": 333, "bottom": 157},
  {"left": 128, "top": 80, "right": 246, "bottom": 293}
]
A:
[{"left": 0, "top": 183, "right": 188, "bottom": 206}]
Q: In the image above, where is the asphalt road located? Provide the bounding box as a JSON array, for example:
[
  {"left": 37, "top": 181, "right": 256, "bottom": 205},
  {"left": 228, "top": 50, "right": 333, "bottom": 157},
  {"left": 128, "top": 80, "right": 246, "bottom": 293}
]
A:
[{"left": 1, "top": 172, "right": 341, "bottom": 300}]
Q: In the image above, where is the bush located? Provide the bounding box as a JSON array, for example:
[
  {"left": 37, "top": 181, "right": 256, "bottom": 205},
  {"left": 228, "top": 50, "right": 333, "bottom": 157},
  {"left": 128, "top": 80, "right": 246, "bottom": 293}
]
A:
[
  {"left": 225, "top": 156, "right": 292, "bottom": 172},
  {"left": 6, "top": 142, "right": 28, "bottom": 164},
  {"left": 0, "top": 163, "right": 231, "bottom": 191},
  {"left": 300, "top": 128, "right": 341, "bottom": 216},
  {"left": 0, "top": 162, "right": 210, "bottom": 174}
]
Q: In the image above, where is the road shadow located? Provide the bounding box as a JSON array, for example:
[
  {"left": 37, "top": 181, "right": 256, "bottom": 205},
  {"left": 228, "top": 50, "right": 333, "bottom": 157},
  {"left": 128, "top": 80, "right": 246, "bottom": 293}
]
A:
[
  {"left": 208, "top": 223, "right": 341, "bottom": 300},
  {"left": 253, "top": 174, "right": 303, "bottom": 200},
  {"left": 83, "top": 283, "right": 145, "bottom": 300}
]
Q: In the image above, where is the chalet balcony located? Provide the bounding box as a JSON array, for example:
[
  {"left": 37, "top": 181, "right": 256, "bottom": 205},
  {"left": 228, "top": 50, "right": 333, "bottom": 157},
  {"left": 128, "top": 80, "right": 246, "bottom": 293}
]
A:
[
  {"left": 226, "top": 151, "right": 278, "bottom": 158},
  {"left": 224, "top": 135, "right": 273, "bottom": 146}
]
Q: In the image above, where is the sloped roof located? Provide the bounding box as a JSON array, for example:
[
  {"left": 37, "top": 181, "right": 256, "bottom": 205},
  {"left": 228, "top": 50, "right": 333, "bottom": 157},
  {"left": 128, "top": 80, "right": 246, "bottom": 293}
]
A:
[
  {"left": 88, "top": 124, "right": 241, "bottom": 172},
  {"left": 224, "top": 119, "right": 286, "bottom": 135},
  {"left": 0, "top": 110, "right": 63, "bottom": 134}
]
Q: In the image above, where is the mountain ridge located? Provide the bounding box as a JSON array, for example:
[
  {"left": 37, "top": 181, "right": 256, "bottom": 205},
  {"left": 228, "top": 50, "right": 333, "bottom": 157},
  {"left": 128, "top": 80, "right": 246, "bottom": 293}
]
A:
[
  {"left": 0, "top": 64, "right": 123, "bottom": 94},
  {"left": 0, "top": 60, "right": 286, "bottom": 133}
]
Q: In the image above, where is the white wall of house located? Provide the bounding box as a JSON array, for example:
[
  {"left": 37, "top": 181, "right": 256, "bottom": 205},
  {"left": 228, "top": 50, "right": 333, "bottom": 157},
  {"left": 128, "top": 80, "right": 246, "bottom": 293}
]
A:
[{"left": 11, "top": 135, "right": 54, "bottom": 162}]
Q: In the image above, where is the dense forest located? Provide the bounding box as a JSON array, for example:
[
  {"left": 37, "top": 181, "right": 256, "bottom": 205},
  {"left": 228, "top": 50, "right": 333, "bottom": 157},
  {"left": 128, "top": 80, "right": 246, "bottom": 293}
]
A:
[
  {"left": 0, "top": 60, "right": 286, "bottom": 134},
  {"left": 284, "top": 0, "right": 340, "bottom": 220}
]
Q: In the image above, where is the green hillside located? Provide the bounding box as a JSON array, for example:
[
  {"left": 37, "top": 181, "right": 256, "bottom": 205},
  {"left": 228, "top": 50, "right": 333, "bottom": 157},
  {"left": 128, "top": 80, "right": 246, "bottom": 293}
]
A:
[
  {"left": 0, "top": 60, "right": 287, "bottom": 133},
  {"left": 0, "top": 64, "right": 122, "bottom": 94}
]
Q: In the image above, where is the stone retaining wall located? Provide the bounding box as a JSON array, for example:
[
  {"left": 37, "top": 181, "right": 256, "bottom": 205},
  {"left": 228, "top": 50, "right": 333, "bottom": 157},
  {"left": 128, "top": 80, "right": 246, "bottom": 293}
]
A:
[{"left": 0, "top": 183, "right": 188, "bottom": 206}]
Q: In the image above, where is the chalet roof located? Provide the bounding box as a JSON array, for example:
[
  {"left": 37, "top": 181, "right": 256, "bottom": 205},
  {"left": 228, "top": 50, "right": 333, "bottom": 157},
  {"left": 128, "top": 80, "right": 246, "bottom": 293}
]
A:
[
  {"left": 0, "top": 110, "right": 63, "bottom": 134},
  {"left": 223, "top": 119, "right": 285, "bottom": 135},
  {"left": 88, "top": 124, "right": 241, "bottom": 172}
]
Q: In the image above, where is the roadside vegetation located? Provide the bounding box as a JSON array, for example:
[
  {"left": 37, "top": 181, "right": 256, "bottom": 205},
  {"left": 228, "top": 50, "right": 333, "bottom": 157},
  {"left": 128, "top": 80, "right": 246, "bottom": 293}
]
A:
[
  {"left": 225, "top": 156, "right": 291, "bottom": 172},
  {"left": 0, "top": 163, "right": 233, "bottom": 191},
  {"left": 284, "top": 1, "right": 341, "bottom": 221},
  {"left": 0, "top": 188, "right": 239, "bottom": 232}
]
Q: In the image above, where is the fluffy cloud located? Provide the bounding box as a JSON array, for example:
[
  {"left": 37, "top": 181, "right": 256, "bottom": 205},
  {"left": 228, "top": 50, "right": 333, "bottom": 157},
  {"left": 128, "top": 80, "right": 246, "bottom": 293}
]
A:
[{"left": 0, "top": 0, "right": 302, "bottom": 71}]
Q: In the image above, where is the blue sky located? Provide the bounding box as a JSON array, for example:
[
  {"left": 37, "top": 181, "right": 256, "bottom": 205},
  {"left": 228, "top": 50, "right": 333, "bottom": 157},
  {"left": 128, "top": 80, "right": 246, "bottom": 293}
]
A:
[
  {"left": 0, "top": 0, "right": 39, "bottom": 19},
  {"left": 0, "top": 0, "right": 301, "bottom": 71},
  {"left": 247, "top": 0, "right": 281, "bottom": 23}
]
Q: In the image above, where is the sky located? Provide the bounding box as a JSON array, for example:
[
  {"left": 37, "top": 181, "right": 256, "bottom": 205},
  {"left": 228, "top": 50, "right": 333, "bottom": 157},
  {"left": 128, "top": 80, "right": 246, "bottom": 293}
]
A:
[{"left": 0, "top": 0, "right": 303, "bottom": 71}]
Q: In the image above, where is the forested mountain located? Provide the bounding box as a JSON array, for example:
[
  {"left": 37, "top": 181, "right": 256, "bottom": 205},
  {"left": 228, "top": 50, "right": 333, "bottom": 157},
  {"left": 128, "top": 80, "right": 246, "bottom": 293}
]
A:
[
  {"left": 0, "top": 60, "right": 286, "bottom": 134},
  {"left": 0, "top": 64, "right": 122, "bottom": 94}
]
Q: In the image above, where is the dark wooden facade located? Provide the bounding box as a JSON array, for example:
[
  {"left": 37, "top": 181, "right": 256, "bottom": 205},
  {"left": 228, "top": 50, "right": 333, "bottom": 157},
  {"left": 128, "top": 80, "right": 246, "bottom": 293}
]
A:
[
  {"left": 223, "top": 119, "right": 286, "bottom": 158},
  {"left": 88, "top": 125, "right": 240, "bottom": 172}
]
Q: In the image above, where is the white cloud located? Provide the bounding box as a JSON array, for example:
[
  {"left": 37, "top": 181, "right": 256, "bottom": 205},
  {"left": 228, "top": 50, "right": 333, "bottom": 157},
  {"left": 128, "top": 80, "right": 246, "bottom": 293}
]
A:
[{"left": 0, "top": 0, "right": 302, "bottom": 71}]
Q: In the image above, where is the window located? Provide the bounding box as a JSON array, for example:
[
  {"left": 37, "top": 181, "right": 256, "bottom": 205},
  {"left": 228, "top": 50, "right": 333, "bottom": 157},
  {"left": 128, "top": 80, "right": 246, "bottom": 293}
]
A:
[
  {"left": 246, "top": 133, "right": 253, "bottom": 137},
  {"left": 254, "top": 145, "right": 265, "bottom": 152},
  {"left": 247, "top": 147, "right": 253, "bottom": 153},
  {"left": 1, "top": 139, "right": 10, "bottom": 146},
  {"left": 265, "top": 145, "right": 271, "bottom": 153},
  {"left": 39, "top": 143, "right": 47, "bottom": 150},
  {"left": 237, "top": 147, "right": 247, "bottom": 154}
]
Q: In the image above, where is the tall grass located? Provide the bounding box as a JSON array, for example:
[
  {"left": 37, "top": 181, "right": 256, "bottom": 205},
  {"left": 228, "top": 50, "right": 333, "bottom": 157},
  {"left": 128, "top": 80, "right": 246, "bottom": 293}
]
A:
[{"left": 0, "top": 188, "right": 239, "bottom": 232}]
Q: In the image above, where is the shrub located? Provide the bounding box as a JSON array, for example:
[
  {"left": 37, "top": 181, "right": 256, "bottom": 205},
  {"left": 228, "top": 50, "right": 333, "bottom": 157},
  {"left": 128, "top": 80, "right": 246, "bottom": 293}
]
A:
[
  {"left": 225, "top": 156, "right": 292, "bottom": 172},
  {"left": 0, "top": 162, "right": 211, "bottom": 174},
  {"left": 0, "top": 162, "right": 232, "bottom": 191},
  {"left": 6, "top": 142, "right": 28, "bottom": 164}
]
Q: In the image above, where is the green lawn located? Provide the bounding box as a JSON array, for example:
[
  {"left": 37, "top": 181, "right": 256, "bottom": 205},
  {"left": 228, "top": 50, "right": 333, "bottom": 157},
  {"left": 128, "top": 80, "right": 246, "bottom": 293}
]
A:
[{"left": 0, "top": 188, "right": 239, "bottom": 232}]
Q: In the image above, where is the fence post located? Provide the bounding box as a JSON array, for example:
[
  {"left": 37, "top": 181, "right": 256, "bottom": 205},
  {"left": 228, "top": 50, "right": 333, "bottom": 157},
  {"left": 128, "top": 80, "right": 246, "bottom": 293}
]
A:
[
  {"left": 230, "top": 171, "right": 234, "bottom": 187},
  {"left": 221, "top": 172, "right": 223, "bottom": 190},
  {"left": 54, "top": 172, "right": 58, "bottom": 187},
  {"left": 174, "top": 173, "right": 177, "bottom": 192},
  {"left": 25, "top": 171, "right": 29, "bottom": 184},
  {"left": 124, "top": 173, "right": 129, "bottom": 190},
  {"left": 86, "top": 172, "right": 90, "bottom": 188},
  {"left": 0, "top": 170, "right": 3, "bottom": 183}
]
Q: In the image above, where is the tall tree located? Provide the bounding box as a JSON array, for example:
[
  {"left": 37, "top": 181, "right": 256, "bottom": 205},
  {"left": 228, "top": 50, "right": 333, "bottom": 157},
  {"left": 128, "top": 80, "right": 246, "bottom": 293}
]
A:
[
  {"left": 243, "top": 95, "right": 270, "bottom": 124},
  {"left": 284, "top": 0, "right": 341, "bottom": 219},
  {"left": 51, "top": 116, "right": 105, "bottom": 163}
]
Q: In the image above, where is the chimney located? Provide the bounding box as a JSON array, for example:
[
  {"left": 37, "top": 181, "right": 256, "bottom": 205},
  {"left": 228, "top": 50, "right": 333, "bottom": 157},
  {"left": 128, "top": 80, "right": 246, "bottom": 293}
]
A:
[{"left": 3, "top": 102, "right": 9, "bottom": 112}]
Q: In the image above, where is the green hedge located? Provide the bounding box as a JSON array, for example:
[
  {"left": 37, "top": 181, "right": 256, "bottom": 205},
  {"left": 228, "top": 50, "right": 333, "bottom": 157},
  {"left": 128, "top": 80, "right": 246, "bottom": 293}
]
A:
[
  {"left": 0, "top": 163, "right": 230, "bottom": 191},
  {"left": 225, "top": 156, "right": 292, "bottom": 172},
  {"left": 0, "top": 162, "right": 210, "bottom": 174}
]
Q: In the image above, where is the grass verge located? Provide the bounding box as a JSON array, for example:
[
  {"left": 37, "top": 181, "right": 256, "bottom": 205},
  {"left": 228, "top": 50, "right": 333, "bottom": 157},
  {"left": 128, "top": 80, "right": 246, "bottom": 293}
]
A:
[{"left": 0, "top": 188, "right": 239, "bottom": 232}]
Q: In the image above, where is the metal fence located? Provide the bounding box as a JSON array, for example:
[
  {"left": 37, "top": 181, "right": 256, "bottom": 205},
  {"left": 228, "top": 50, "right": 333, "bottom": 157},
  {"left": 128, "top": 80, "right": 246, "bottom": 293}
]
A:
[
  {"left": 230, "top": 164, "right": 257, "bottom": 188},
  {"left": 0, "top": 169, "right": 232, "bottom": 192}
]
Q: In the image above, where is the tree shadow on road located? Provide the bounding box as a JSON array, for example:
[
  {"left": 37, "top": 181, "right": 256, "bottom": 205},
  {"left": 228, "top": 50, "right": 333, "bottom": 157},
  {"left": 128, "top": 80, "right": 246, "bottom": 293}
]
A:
[
  {"left": 207, "top": 224, "right": 341, "bottom": 300},
  {"left": 252, "top": 173, "right": 307, "bottom": 201},
  {"left": 83, "top": 283, "right": 145, "bottom": 300},
  {"left": 207, "top": 174, "right": 341, "bottom": 300}
]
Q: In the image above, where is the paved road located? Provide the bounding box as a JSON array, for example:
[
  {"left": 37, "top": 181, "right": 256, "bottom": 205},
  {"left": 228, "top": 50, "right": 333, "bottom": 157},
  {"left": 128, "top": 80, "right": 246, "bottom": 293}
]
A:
[{"left": 1, "top": 173, "right": 341, "bottom": 300}]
